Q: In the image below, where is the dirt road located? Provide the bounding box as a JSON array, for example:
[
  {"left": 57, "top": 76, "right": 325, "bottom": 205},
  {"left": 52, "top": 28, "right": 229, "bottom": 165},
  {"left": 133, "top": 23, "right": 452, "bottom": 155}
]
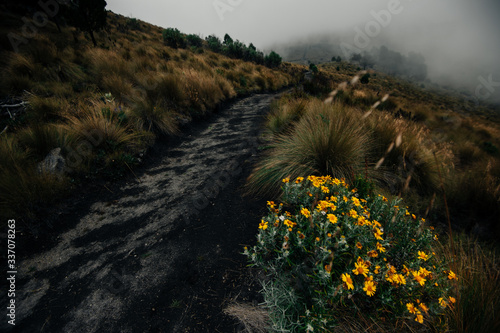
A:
[{"left": 3, "top": 93, "right": 279, "bottom": 332}]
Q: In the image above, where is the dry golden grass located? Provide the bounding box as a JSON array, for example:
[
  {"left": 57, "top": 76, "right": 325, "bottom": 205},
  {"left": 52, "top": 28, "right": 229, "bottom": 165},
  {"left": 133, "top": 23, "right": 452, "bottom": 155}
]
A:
[
  {"left": 0, "top": 9, "right": 293, "bottom": 222},
  {"left": 223, "top": 303, "right": 269, "bottom": 333},
  {"left": 437, "top": 234, "right": 500, "bottom": 333}
]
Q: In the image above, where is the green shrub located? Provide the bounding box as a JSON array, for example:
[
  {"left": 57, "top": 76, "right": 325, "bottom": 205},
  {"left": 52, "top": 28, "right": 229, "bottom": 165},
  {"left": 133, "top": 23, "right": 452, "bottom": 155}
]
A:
[
  {"left": 126, "top": 17, "right": 141, "bottom": 30},
  {"left": 205, "top": 35, "right": 222, "bottom": 53},
  {"left": 162, "top": 28, "right": 186, "bottom": 49},
  {"left": 246, "top": 176, "right": 457, "bottom": 332},
  {"left": 265, "top": 51, "right": 282, "bottom": 68},
  {"left": 186, "top": 34, "right": 203, "bottom": 48}
]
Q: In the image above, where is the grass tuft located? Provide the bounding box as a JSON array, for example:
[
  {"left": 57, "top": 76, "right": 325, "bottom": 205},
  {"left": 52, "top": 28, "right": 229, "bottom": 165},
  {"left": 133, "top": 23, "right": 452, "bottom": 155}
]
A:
[{"left": 247, "top": 100, "right": 371, "bottom": 196}]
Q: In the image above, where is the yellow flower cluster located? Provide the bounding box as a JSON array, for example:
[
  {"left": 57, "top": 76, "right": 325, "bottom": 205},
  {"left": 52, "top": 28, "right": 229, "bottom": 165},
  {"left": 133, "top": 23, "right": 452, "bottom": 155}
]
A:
[{"left": 253, "top": 175, "right": 457, "bottom": 328}]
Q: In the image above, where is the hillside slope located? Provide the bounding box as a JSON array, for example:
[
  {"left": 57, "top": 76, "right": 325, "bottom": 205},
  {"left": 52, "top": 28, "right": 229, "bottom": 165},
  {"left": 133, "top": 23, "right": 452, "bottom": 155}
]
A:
[{"left": 0, "top": 4, "right": 301, "bottom": 226}]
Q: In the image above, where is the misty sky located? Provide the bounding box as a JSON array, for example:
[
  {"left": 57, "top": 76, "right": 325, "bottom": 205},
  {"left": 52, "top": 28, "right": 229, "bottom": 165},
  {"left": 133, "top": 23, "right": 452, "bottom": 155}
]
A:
[{"left": 106, "top": 0, "right": 500, "bottom": 99}]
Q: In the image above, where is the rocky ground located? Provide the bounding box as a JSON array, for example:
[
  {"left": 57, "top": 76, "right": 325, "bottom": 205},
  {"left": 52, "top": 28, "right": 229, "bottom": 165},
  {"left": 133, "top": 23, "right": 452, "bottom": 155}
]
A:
[{"left": 1, "top": 93, "right": 281, "bottom": 332}]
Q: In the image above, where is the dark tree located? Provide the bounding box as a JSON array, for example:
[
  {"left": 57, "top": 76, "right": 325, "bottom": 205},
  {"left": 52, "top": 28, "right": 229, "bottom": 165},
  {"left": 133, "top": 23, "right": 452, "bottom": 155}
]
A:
[
  {"left": 186, "top": 34, "right": 203, "bottom": 48},
  {"left": 309, "top": 63, "right": 319, "bottom": 74},
  {"left": 350, "top": 53, "right": 362, "bottom": 63},
  {"left": 264, "top": 51, "right": 282, "bottom": 68},
  {"left": 68, "top": 0, "right": 107, "bottom": 47},
  {"left": 223, "top": 33, "right": 233, "bottom": 45},
  {"left": 206, "top": 35, "right": 222, "bottom": 52},
  {"left": 360, "top": 52, "right": 375, "bottom": 70},
  {"left": 162, "top": 28, "right": 186, "bottom": 48}
]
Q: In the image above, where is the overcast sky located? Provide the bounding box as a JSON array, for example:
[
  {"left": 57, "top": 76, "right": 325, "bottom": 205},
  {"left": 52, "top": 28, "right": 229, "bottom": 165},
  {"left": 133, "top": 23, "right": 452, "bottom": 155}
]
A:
[{"left": 106, "top": 0, "right": 500, "bottom": 98}]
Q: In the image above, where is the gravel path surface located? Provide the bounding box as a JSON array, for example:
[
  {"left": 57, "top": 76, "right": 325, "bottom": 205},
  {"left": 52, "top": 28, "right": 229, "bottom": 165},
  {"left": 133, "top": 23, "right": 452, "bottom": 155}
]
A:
[{"left": 3, "top": 93, "right": 279, "bottom": 332}]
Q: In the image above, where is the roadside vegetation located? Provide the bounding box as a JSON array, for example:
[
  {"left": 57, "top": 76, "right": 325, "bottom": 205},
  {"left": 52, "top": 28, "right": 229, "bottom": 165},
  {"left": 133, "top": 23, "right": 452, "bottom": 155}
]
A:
[
  {"left": 0, "top": 5, "right": 300, "bottom": 226},
  {"left": 244, "top": 63, "right": 500, "bottom": 332}
]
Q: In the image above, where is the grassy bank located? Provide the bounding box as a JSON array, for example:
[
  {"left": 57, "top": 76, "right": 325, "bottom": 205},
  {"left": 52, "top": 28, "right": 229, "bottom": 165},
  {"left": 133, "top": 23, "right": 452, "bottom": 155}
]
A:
[
  {"left": 0, "top": 8, "right": 301, "bottom": 226},
  {"left": 244, "top": 66, "right": 500, "bottom": 331}
]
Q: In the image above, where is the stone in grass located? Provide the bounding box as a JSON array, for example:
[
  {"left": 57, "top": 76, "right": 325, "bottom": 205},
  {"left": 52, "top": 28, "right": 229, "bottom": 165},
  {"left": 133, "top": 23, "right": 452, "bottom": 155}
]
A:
[{"left": 37, "top": 147, "right": 66, "bottom": 177}]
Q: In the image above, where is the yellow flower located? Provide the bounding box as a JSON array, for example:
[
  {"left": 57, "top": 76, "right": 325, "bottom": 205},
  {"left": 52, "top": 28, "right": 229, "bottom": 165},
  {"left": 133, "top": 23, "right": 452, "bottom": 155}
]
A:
[
  {"left": 406, "top": 303, "right": 418, "bottom": 314},
  {"left": 258, "top": 220, "right": 268, "bottom": 230},
  {"left": 363, "top": 280, "right": 376, "bottom": 296},
  {"left": 315, "top": 237, "right": 320, "bottom": 242},
  {"left": 415, "top": 312, "right": 424, "bottom": 324},
  {"left": 419, "top": 303, "right": 429, "bottom": 313},
  {"left": 321, "top": 186, "right": 329, "bottom": 193},
  {"left": 412, "top": 271, "right": 426, "bottom": 286},
  {"left": 382, "top": 195, "right": 388, "bottom": 202},
  {"left": 333, "top": 178, "right": 341, "bottom": 185},
  {"left": 418, "top": 251, "right": 429, "bottom": 261},
  {"left": 352, "top": 197, "right": 361, "bottom": 207},
  {"left": 373, "top": 227, "right": 384, "bottom": 240},
  {"left": 356, "top": 242, "right": 363, "bottom": 249},
  {"left": 327, "top": 214, "right": 338, "bottom": 224},
  {"left": 376, "top": 242, "right": 386, "bottom": 253},
  {"left": 411, "top": 214, "right": 416, "bottom": 219},
  {"left": 448, "top": 270, "right": 457, "bottom": 280},
  {"left": 343, "top": 196, "right": 348, "bottom": 203},
  {"left": 295, "top": 177, "right": 304, "bottom": 183},
  {"left": 418, "top": 267, "right": 432, "bottom": 278},
  {"left": 341, "top": 273, "right": 354, "bottom": 290},
  {"left": 367, "top": 250, "right": 378, "bottom": 258},
  {"left": 449, "top": 296, "right": 456, "bottom": 304},
  {"left": 267, "top": 201, "right": 275, "bottom": 208},
  {"left": 349, "top": 209, "right": 358, "bottom": 219},
  {"left": 352, "top": 257, "right": 369, "bottom": 277},
  {"left": 357, "top": 216, "right": 369, "bottom": 226},
  {"left": 438, "top": 297, "right": 447, "bottom": 308},
  {"left": 330, "top": 196, "right": 338, "bottom": 202},
  {"left": 282, "top": 177, "right": 290, "bottom": 183},
  {"left": 397, "top": 274, "right": 407, "bottom": 285},
  {"left": 301, "top": 208, "right": 311, "bottom": 218},
  {"left": 284, "top": 219, "right": 296, "bottom": 228},
  {"left": 374, "top": 266, "right": 380, "bottom": 274}
]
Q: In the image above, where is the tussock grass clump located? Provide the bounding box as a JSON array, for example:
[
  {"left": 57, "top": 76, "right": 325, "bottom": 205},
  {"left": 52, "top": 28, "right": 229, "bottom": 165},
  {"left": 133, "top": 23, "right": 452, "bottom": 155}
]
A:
[
  {"left": 223, "top": 303, "right": 269, "bottom": 333},
  {"left": 183, "top": 69, "right": 225, "bottom": 113},
  {"left": 366, "top": 112, "right": 445, "bottom": 195},
  {"left": 64, "top": 105, "right": 137, "bottom": 150},
  {"left": 129, "top": 97, "right": 179, "bottom": 136},
  {"left": 17, "top": 124, "right": 71, "bottom": 161},
  {"left": 445, "top": 161, "right": 500, "bottom": 234},
  {"left": 265, "top": 97, "right": 308, "bottom": 135},
  {"left": 26, "top": 95, "right": 65, "bottom": 123},
  {"left": 0, "top": 136, "right": 68, "bottom": 222},
  {"left": 437, "top": 234, "right": 500, "bottom": 333},
  {"left": 247, "top": 100, "right": 371, "bottom": 196}
]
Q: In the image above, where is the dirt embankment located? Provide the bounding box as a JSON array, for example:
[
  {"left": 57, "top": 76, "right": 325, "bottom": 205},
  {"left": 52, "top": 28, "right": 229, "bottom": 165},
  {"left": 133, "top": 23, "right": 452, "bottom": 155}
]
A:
[{"left": 1, "top": 93, "right": 280, "bottom": 332}]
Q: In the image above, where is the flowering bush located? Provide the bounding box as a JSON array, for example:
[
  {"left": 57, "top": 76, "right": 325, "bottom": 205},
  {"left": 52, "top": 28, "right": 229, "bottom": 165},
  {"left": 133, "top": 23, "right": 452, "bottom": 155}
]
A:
[{"left": 246, "top": 176, "right": 457, "bottom": 332}]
